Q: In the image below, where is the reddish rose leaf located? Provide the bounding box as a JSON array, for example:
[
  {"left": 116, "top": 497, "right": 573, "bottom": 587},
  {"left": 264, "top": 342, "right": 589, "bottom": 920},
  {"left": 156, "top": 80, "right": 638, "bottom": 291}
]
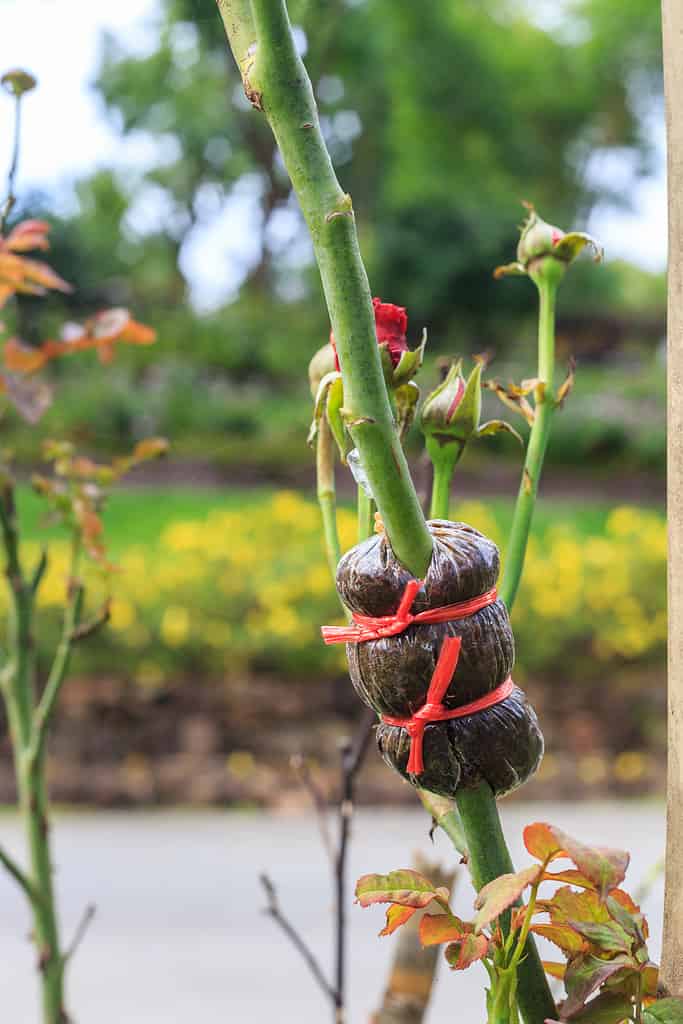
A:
[
  {"left": 355, "top": 870, "right": 450, "bottom": 910},
  {"left": 379, "top": 904, "right": 416, "bottom": 937},
  {"left": 525, "top": 822, "right": 568, "bottom": 864},
  {"left": 531, "top": 923, "right": 587, "bottom": 956},
  {"left": 608, "top": 890, "right": 650, "bottom": 941},
  {"left": 473, "top": 864, "right": 542, "bottom": 933},
  {"left": 525, "top": 824, "right": 628, "bottom": 897},
  {"left": 558, "top": 991, "right": 634, "bottom": 1024},
  {"left": 419, "top": 912, "right": 468, "bottom": 948},
  {"left": 568, "top": 919, "right": 633, "bottom": 956},
  {"left": 444, "top": 932, "right": 489, "bottom": 971},
  {"left": 563, "top": 953, "right": 635, "bottom": 1018}
]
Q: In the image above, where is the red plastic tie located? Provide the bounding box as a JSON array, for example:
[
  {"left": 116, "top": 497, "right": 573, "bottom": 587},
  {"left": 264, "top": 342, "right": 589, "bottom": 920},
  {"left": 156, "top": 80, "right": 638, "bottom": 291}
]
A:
[
  {"left": 381, "top": 636, "right": 515, "bottom": 775},
  {"left": 321, "top": 580, "right": 498, "bottom": 645}
]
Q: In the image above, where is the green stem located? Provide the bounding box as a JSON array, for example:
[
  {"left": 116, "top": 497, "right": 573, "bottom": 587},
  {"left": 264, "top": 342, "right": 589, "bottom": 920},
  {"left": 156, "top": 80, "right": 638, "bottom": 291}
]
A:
[
  {"left": 216, "top": 0, "right": 432, "bottom": 578},
  {"left": 357, "top": 485, "right": 374, "bottom": 544},
  {"left": 456, "top": 784, "right": 556, "bottom": 1024},
  {"left": 500, "top": 277, "right": 557, "bottom": 612},
  {"left": 316, "top": 418, "right": 342, "bottom": 580}
]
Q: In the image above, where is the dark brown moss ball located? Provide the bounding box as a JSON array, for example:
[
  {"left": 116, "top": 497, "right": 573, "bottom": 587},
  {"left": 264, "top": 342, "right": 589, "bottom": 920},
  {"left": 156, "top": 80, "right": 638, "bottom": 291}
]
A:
[
  {"left": 376, "top": 686, "right": 544, "bottom": 798},
  {"left": 334, "top": 520, "right": 543, "bottom": 797}
]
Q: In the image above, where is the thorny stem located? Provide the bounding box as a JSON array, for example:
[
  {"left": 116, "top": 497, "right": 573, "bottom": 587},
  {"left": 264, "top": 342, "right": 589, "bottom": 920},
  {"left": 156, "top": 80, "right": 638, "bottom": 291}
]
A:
[
  {"left": 215, "top": 3, "right": 554, "bottom": 1020},
  {"left": 500, "top": 276, "right": 558, "bottom": 612},
  {"left": 216, "top": 0, "right": 433, "bottom": 578},
  {"left": 456, "top": 785, "right": 556, "bottom": 1024}
]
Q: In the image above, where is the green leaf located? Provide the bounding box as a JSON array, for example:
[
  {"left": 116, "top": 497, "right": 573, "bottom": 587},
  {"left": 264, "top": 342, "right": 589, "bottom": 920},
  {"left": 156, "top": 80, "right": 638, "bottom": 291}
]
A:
[
  {"left": 325, "top": 375, "right": 349, "bottom": 462},
  {"left": 568, "top": 919, "right": 633, "bottom": 956},
  {"left": 643, "top": 998, "right": 683, "bottom": 1023},
  {"left": 473, "top": 864, "right": 541, "bottom": 933},
  {"left": 563, "top": 954, "right": 635, "bottom": 1018},
  {"left": 552, "top": 231, "right": 604, "bottom": 264},
  {"left": 392, "top": 327, "right": 427, "bottom": 386},
  {"left": 559, "top": 991, "right": 634, "bottom": 1024},
  {"left": 355, "top": 869, "right": 450, "bottom": 910},
  {"left": 444, "top": 932, "right": 489, "bottom": 971}
]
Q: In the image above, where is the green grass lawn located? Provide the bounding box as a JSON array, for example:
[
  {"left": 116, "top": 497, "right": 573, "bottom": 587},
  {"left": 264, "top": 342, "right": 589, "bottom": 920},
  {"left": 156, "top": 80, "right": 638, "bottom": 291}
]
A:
[{"left": 12, "top": 483, "right": 654, "bottom": 556}]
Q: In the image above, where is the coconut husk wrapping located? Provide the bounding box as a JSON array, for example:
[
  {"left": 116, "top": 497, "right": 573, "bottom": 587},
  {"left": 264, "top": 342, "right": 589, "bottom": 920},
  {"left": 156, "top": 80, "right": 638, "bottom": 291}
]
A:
[{"left": 335, "top": 519, "right": 544, "bottom": 798}]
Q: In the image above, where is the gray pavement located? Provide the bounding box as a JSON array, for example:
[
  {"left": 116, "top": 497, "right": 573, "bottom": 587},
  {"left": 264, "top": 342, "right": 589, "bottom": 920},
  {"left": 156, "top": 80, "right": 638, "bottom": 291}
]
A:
[{"left": 0, "top": 803, "right": 665, "bottom": 1022}]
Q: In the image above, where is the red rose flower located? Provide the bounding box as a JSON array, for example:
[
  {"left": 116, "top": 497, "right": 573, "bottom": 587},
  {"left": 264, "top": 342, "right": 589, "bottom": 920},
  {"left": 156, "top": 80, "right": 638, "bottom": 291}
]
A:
[{"left": 329, "top": 297, "right": 409, "bottom": 371}]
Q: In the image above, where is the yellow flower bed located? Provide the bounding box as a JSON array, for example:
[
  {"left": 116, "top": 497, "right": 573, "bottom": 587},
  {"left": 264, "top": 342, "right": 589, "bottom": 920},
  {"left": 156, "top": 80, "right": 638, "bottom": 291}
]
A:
[{"left": 4, "top": 493, "right": 665, "bottom": 685}]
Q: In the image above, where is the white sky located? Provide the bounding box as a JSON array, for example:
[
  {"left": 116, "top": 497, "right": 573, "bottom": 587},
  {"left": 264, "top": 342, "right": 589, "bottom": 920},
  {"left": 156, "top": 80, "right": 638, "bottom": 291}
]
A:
[{"left": 0, "top": 0, "right": 668, "bottom": 310}]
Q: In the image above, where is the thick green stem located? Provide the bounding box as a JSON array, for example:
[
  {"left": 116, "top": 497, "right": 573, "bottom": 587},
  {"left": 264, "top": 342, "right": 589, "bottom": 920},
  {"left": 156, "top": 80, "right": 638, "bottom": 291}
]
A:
[
  {"left": 216, "top": 0, "right": 432, "bottom": 578},
  {"left": 316, "top": 418, "right": 342, "bottom": 580},
  {"left": 456, "top": 784, "right": 556, "bottom": 1024},
  {"left": 215, "top": 6, "right": 553, "bottom": 1019},
  {"left": 500, "top": 277, "right": 557, "bottom": 612}
]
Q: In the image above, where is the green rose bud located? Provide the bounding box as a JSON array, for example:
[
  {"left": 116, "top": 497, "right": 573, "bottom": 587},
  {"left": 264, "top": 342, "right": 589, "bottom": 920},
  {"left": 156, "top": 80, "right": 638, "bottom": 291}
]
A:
[
  {"left": 308, "top": 342, "right": 338, "bottom": 399},
  {"left": 494, "top": 202, "right": 603, "bottom": 287},
  {"left": 420, "top": 360, "right": 481, "bottom": 451}
]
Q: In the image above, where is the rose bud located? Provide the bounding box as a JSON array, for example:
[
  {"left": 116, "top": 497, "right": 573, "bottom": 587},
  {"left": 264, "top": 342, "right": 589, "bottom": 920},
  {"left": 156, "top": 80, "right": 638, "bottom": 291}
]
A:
[{"left": 494, "top": 202, "right": 603, "bottom": 286}]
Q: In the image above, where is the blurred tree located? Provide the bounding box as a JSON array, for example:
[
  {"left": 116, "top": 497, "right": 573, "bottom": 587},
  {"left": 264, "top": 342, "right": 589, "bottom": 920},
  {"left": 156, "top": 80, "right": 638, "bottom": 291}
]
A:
[{"left": 79, "top": 0, "right": 662, "bottom": 330}]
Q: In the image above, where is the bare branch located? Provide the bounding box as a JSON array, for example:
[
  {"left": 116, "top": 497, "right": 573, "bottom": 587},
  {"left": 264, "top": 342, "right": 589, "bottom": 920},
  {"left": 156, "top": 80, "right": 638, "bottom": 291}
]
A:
[
  {"left": 0, "top": 844, "right": 41, "bottom": 907},
  {"left": 64, "top": 903, "right": 96, "bottom": 964},
  {"left": 290, "top": 753, "right": 335, "bottom": 865},
  {"left": 259, "top": 873, "right": 337, "bottom": 1005}
]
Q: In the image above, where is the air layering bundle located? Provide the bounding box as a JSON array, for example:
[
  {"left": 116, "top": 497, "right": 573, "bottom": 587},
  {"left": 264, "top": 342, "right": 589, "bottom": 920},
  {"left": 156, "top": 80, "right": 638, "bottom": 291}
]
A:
[{"left": 323, "top": 520, "right": 543, "bottom": 797}]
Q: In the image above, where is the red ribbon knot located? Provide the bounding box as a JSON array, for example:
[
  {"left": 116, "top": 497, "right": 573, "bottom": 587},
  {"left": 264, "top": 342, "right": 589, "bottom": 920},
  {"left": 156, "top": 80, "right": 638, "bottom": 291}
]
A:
[
  {"left": 320, "top": 577, "right": 513, "bottom": 777},
  {"left": 321, "top": 580, "right": 498, "bottom": 645}
]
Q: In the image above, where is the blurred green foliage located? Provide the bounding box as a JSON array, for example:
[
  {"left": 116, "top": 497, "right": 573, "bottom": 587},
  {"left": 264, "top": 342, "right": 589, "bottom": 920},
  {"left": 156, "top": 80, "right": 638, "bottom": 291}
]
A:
[{"left": 6, "top": 0, "right": 665, "bottom": 472}]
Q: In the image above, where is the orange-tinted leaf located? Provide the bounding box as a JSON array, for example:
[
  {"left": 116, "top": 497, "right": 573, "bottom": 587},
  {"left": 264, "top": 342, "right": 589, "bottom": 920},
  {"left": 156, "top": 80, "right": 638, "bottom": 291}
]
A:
[
  {"left": 542, "top": 961, "right": 566, "bottom": 981},
  {"left": 119, "top": 318, "right": 156, "bottom": 345},
  {"left": 524, "top": 823, "right": 567, "bottom": 864},
  {"left": 131, "top": 437, "right": 169, "bottom": 461},
  {"left": 355, "top": 870, "right": 450, "bottom": 911},
  {"left": 473, "top": 865, "right": 542, "bottom": 933},
  {"left": 444, "top": 932, "right": 489, "bottom": 971},
  {"left": 5, "top": 219, "right": 50, "bottom": 253},
  {"left": 91, "top": 308, "right": 131, "bottom": 341},
  {"left": 16, "top": 257, "right": 71, "bottom": 295},
  {"left": 542, "top": 868, "right": 598, "bottom": 890},
  {"left": 539, "top": 886, "right": 612, "bottom": 927},
  {"left": 379, "top": 904, "right": 417, "bottom": 937},
  {"left": 609, "top": 889, "right": 650, "bottom": 940},
  {"left": 569, "top": 919, "right": 633, "bottom": 956},
  {"left": 419, "top": 913, "right": 468, "bottom": 948},
  {"left": 531, "top": 923, "right": 587, "bottom": 956},
  {"left": 4, "top": 338, "right": 48, "bottom": 373},
  {"left": 525, "top": 824, "right": 628, "bottom": 897}
]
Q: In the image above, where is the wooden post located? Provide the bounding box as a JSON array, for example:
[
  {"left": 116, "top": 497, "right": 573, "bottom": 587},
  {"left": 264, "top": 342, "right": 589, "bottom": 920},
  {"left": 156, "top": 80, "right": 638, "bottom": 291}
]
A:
[{"left": 662, "top": 0, "right": 683, "bottom": 996}]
